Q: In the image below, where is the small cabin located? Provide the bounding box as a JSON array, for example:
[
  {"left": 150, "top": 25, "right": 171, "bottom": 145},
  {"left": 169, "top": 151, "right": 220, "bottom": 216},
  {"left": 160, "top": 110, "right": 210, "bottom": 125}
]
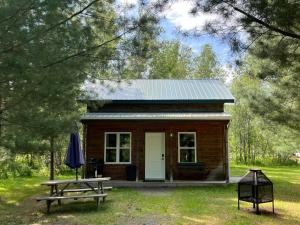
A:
[{"left": 80, "top": 79, "right": 234, "bottom": 183}]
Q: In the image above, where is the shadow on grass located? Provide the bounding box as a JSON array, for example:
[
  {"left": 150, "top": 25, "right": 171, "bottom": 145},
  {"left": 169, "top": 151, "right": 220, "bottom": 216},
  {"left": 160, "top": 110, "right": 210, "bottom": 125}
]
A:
[
  {"left": 41, "top": 199, "right": 114, "bottom": 215},
  {"left": 239, "top": 207, "right": 300, "bottom": 225}
]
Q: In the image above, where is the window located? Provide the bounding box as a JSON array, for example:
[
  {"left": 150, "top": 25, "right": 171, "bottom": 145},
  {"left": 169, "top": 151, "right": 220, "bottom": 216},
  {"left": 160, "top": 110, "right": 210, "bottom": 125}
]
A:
[
  {"left": 178, "top": 132, "right": 196, "bottom": 163},
  {"left": 105, "top": 132, "right": 131, "bottom": 164}
]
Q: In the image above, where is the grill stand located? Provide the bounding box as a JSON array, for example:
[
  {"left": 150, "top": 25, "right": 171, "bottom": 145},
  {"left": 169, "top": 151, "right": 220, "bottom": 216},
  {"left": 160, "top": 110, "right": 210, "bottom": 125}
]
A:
[{"left": 237, "top": 169, "right": 275, "bottom": 215}]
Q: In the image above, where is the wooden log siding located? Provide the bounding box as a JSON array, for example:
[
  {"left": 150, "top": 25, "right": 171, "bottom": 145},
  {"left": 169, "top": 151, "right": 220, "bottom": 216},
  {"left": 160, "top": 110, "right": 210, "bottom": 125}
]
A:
[
  {"left": 84, "top": 120, "right": 229, "bottom": 181},
  {"left": 87, "top": 103, "right": 224, "bottom": 113}
]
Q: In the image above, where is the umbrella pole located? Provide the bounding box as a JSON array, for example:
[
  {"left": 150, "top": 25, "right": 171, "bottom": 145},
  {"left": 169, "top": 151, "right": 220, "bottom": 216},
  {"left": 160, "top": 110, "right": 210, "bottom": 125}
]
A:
[{"left": 76, "top": 168, "right": 78, "bottom": 180}]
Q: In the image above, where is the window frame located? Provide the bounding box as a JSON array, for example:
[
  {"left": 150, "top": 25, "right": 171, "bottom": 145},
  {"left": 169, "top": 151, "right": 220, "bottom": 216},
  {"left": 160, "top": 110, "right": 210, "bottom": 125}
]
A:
[
  {"left": 178, "top": 132, "right": 197, "bottom": 163},
  {"left": 104, "top": 132, "right": 131, "bottom": 164}
]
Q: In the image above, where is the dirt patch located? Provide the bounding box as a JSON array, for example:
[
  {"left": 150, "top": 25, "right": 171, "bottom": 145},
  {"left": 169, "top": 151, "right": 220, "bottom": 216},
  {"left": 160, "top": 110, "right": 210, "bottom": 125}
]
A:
[
  {"left": 136, "top": 188, "right": 172, "bottom": 196},
  {"left": 117, "top": 213, "right": 173, "bottom": 225}
]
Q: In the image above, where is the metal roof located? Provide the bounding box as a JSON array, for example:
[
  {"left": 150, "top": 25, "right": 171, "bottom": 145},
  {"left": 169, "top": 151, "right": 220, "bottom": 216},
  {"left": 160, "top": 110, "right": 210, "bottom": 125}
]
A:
[
  {"left": 81, "top": 112, "right": 231, "bottom": 121},
  {"left": 82, "top": 79, "right": 234, "bottom": 103}
]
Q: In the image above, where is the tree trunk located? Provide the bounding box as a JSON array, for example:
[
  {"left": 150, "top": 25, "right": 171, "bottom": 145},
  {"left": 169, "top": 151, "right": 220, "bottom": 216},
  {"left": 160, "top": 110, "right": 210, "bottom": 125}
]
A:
[
  {"left": 243, "top": 134, "right": 247, "bottom": 164},
  {"left": 239, "top": 132, "right": 243, "bottom": 162},
  {"left": 50, "top": 136, "right": 55, "bottom": 180},
  {"left": 30, "top": 153, "right": 34, "bottom": 168},
  {"left": 56, "top": 149, "right": 62, "bottom": 171}
]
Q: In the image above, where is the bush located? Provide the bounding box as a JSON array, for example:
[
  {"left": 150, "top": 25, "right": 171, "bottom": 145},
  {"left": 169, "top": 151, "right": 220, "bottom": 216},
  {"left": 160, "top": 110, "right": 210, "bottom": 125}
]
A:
[
  {"left": 233, "top": 157, "right": 299, "bottom": 167},
  {"left": 15, "top": 164, "right": 33, "bottom": 177},
  {"left": 0, "top": 148, "right": 11, "bottom": 179}
]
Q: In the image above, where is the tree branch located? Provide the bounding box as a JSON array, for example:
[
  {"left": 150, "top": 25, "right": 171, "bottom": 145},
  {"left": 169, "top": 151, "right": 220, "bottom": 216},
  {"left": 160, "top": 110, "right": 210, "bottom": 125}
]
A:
[
  {"left": 241, "top": 31, "right": 268, "bottom": 52},
  {"left": 0, "top": 1, "right": 35, "bottom": 25},
  {"left": 1, "top": 0, "right": 100, "bottom": 54},
  {"left": 0, "top": 25, "right": 138, "bottom": 114},
  {"left": 226, "top": 3, "right": 300, "bottom": 40},
  {"left": 43, "top": 25, "right": 138, "bottom": 68}
]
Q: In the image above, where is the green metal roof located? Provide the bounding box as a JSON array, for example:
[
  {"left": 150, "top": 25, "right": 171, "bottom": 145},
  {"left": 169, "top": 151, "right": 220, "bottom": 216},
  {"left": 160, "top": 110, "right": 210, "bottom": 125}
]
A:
[{"left": 83, "top": 79, "right": 234, "bottom": 103}]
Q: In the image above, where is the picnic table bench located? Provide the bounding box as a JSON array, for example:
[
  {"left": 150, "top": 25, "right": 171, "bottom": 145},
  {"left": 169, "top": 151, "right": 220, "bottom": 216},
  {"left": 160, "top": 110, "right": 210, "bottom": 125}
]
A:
[{"left": 36, "top": 177, "right": 111, "bottom": 213}]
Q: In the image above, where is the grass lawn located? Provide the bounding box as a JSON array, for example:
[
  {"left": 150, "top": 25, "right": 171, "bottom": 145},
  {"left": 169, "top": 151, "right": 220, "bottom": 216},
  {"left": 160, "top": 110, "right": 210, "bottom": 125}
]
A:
[{"left": 0, "top": 165, "right": 300, "bottom": 225}]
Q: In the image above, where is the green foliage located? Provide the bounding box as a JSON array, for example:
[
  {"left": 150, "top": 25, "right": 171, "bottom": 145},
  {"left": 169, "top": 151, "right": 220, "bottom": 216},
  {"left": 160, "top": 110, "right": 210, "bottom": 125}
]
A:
[
  {"left": 0, "top": 149, "right": 33, "bottom": 178},
  {"left": 192, "top": 44, "right": 225, "bottom": 81},
  {"left": 0, "top": 147, "right": 10, "bottom": 179},
  {"left": 149, "top": 40, "right": 192, "bottom": 79},
  {"left": 228, "top": 62, "right": 300, "bottom": 164},
  {"left": 180, "top": 0, "right": 300, "bottom": 130},
  {"left": 0, "top": 0, "right": 119, "bottom": 179},
  {"left": 149, "top": 42, "right": 227, "bottom": 80},
  {"left": 115, "top": 3, "right": 161, "bottom": 79},
  {"left": 243, "top": 47, "right": 300, "bottom": 131}
]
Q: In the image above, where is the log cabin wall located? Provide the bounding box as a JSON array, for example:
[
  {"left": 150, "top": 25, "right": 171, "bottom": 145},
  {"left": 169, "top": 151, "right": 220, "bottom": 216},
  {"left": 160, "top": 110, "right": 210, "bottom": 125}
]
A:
[
  {"left": 83, "top": 120, "right": 229, "bottom": 181},
  {"left": 87, "top": 102, "right": 224, "bottom": 112}
]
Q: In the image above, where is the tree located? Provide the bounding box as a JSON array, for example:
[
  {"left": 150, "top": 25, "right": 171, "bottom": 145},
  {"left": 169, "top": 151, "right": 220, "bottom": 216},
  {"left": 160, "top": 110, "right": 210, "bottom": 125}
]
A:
[
  {"left": 149, "top": 41, "right": 192, "bottom": 79},
  {"left": 0, "top": 0, "right": 120, "bottom": 179},
  {"left": 192, "top": 44, "right": 225, "bottom": 81},
  {"left": 228, "top": 75, "right": 264, "bottom": 163},
  {"left": 157, "top": 0, "right": 300, "bottom": 129},
  {"left": 245, "top": 44, "right": 300, "bottom": 131},
  {"left": 114, "top": 1, "right": 161, "bottom": 79},
  {"left": 228, "top": 56, "right": 300, "bottom": 164}
]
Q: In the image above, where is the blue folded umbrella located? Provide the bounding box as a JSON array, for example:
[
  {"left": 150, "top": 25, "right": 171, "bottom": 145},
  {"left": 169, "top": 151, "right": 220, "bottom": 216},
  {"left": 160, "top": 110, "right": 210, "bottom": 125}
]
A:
[{"left": 65, "top": 132, "right": 85, "bottom": 179}]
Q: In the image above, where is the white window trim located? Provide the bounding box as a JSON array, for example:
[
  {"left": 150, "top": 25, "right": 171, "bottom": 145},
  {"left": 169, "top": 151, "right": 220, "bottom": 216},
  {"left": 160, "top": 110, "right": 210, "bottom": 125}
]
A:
[
  {"left": 104, "top": 132, "right": 131, "bottom": 164},
  {"left": 178, "top": 132, "right": 197, "bottom": 163}
]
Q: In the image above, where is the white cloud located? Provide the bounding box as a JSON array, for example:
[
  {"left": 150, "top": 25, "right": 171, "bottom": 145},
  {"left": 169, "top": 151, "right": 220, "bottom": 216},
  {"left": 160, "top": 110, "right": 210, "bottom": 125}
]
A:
[
  {"left": 114, "top": 0, "right": 139, "bottom": 19},
  {"left": 161, "top": 0, "right": 243, "bottom": 38},
  {"left": 163, "top": 0, "right": 219, "bottom": 31},
  {"left": 118, "top": 0, "right": 138, "bottom": 6}
]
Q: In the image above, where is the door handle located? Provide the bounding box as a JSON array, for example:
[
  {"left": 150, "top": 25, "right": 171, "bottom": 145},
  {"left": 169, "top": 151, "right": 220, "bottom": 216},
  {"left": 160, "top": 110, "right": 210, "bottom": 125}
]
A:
[{"left": 162, "top": 154, "right": 165, "bottom": 160}]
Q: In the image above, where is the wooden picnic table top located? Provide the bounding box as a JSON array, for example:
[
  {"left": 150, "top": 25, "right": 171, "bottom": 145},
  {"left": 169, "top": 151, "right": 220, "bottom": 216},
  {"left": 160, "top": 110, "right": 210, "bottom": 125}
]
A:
[{"left": 41, "top": 177, "right": 111, "bottom": 186}]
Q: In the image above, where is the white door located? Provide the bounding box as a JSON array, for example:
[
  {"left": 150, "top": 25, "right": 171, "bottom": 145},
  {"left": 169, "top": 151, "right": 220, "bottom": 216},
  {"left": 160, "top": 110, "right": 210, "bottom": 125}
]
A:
[{"left": 145, "top": 133, "right": 165, "bottom": 180}]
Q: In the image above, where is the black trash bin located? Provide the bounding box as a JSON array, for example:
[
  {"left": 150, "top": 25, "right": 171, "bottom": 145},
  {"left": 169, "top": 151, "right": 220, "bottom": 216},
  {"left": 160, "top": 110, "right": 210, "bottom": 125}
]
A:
[
  {"left": 86, "top": 158, "right": 104, "bottom": 178},
  {"left": 126, "top": 165, "right": 136, "bottom": 181}
]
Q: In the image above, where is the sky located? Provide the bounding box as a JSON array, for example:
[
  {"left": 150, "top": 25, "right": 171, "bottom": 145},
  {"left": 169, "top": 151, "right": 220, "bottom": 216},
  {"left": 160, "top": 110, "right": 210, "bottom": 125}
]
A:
[
  {"left": 158, "top": 1, "right": 235, "bottom": 65},
  {"left": 117, "top": 0, "right": 239, "bottom": 78},
  {"left": 159, "top": 19, "right": 234, "bottom": 65}
]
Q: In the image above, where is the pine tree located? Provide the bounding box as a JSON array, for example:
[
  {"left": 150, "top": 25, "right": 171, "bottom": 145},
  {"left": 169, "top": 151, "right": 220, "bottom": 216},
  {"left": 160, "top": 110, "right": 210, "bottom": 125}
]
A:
[{"left": 0, "top": 0, "right": 118, "bottom": 179}]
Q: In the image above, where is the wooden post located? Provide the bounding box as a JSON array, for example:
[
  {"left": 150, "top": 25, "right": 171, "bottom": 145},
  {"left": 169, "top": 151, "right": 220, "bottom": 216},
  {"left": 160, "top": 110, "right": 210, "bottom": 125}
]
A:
[
  {"left": 272, "top": 184, "right": 275, "bottom": 214},
  {"left": 136, "top": 129, "right": 140, "bottom": 182},
  {"left": 255, "top": 184, "right": 259, "bottom": 214},
  {"left": 169, "top": 129, "right": 173, "bottom": 182},
  {"left": 225, "top": 123, "right": 230, "bottom": 183},
  {"left": 55, "top": 184, "right": 61, "bottom": 205},
  {"left": 237, "top": 184, "right": 240, "bottom": 210},
  {"left": 46, "top": 200, "right": 51, "bottom": 213},
  {"left": 95, "top": 181, "right": 100, "bottom": 208},
  {"left": 82, "top": 123, "right": 87, "bottom": 179},
  {"left": 50, "top": 136, "right": 55, "bottom": 180}
]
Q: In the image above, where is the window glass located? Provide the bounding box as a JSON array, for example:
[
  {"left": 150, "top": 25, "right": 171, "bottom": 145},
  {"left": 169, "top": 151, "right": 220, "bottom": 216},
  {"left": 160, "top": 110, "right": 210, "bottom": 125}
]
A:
[
  {"left": 119, "top": 148, "right": 130, "bottom": 162},
  {"left": 106, "top": 134, "right": 117, "bottom": 147},
  {"left": 105, "top": 133, "right": 131, "bottom": 163},
  {"left": 179, "top": 133, "right": 196, "bottom": 163},
  {"left": 106, "top": 148, "right": 116, "bottom": 162},
  {"left": 180, "top": 149, "right": 195, "bottom": 163},
  {"left": 180, "top": 133, "right": 195, "bottom": 147},
  {"left": 120, "top": 133, "right": 130, "bottom": 148}
]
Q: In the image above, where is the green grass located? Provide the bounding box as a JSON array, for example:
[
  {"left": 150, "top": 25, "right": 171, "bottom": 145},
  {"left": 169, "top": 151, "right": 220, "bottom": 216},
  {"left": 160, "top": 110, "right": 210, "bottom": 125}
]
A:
[{"left": 0, "top": 165, "right": 299, "bottom": 225}]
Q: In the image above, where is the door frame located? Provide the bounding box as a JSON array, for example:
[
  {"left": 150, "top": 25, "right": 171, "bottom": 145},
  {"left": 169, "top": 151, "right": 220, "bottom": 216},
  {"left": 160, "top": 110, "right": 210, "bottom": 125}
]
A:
[{"left": 144, "top": 132, "right": 166, "bottom": 181}]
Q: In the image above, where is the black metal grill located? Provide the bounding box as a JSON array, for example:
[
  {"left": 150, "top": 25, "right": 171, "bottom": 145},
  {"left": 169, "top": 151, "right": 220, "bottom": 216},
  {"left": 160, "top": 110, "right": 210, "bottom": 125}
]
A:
[{"left": 238, "top": 169, "right": 274, "bottom": 214}]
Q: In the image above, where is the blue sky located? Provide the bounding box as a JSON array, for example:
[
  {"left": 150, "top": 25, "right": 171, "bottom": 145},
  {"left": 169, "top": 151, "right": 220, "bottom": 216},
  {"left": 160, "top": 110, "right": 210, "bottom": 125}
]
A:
[
  {"left": 117, "top": 0, "right": 237, "bottom": 72},
  {"left": 159, "top": 19, "right": 234, "bottom": 65}
]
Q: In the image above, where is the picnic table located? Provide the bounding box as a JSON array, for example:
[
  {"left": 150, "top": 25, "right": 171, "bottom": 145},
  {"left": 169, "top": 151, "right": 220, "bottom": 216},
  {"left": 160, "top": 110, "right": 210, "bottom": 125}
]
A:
[{"left": 36, "top": 177, "right": 111, "bottom": 213}]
